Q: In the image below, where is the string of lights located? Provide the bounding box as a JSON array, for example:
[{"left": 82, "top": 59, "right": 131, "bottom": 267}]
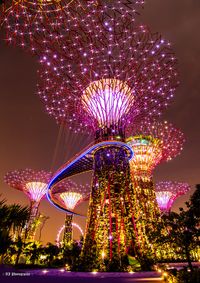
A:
[
  {"left": 38, "top": 25, "right": 178, "bottom": 136},
  {"left": 1, "top": 0, "right": 144, "bottom": 53}
]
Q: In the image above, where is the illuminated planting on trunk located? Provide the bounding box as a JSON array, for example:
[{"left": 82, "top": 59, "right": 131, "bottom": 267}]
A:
[
  {"left": 81, "top": 146, "right": 136, "bottom": 270},
  {"left": 156, "top": 181, "right": 190, "bottom": 213},
  {"left": 125, "top": 120, "right": 185, "bottom": 259}
]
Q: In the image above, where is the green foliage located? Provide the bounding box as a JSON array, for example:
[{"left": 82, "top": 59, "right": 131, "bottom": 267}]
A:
[
  {"left": 28, "top": 242, "right": 43, "bottom": 265},
  {"left": 149, "top": 185, "right": 200, "bottom": 268},
  {"left": 44, "top": 243, "right": 60, "bottom": 266},
  {"left": 167, "top": 267, "right": 200, "bottom": 283},
  {"left": 0, "top": 197, "right": 30, "bottom": 264},
  {"left": 62, "top": 242, "right": 82, "bottom": 270}
]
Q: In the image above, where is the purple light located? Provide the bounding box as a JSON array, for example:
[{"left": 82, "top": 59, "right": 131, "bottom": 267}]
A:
[
  {"left": 1, "top": 0, "right": 144, "bottom": 53},
  {"left": 38, "top": 25, "right": 178, "bottom": 134},
  {"left": 60, "top": 192, "right": 83, "bottom": 210},
  {"left": 46, "top": 141, "right": 134, "bottom": 214},
  {"left": 50, "top": 177, "right": 90, "bottom": 213},
  {"left": 156, "top": 191, "right": 174, "bottom": 212},
  {"left": 26, "top": 181, "right": 48, "bottom": 202},
  {"left": 81, "top": 79, "right": 134, "bottom": 128},
  {"left": 156, "top": 181, "right": 190, "bottom": 213},
  {"left": 4, "top": 169, "right": 52, "bottom": 202}
]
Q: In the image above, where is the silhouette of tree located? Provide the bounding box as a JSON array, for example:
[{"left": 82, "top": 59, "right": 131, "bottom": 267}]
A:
[{"left": 150, "top": 185, "right": 200, "bottom": 270}]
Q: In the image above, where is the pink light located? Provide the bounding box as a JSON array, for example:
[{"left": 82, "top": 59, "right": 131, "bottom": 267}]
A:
[
  {"left": 82, "top": 79, "right": 134, "bottom": 128},
  {"left": 51, "top": 178, "right": 90, "bottom": 212},
  {"left": 60, "top": 192, "right": 83, "bottom": 210},
  {"left": 156, "top": 191, "right": 174, "bottom": 212},
  {"left": 156, "top": 181, "right": 190, "bottom": 213},
  {"left": 25, "top": 181, "right": 48, "bottom": 202},
  {"left": 4, "top": 169, "right": 52, "bottom": 203},
  {"left": 126, "top": 120, "right": 185, "bottom": 175},
  {"left": 37, "top": 26, "right": 178, "bottom": 134},
  {"left": 56, "top": 222, "right": 84, "bottom": 246},
  {"left": 1, "top": 0, "right": 144, "bottom": 53}
]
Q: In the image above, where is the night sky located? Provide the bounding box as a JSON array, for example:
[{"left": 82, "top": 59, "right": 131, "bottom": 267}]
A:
[{"left": 0, "top": 0, "right": 200, "bottom": 244}]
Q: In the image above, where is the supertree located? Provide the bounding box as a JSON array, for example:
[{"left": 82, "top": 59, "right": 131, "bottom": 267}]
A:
[
  {"left": 125, "top": 120, "right": 185, "bottom": 256},
  {"left": 156, "top": 181, "right": 190, "bottom": 213},
  {"left": 38, "top": 24, "right": 178, "bottom": 134},
  {"left": 51, "top": 178, "right": 89, "bottom": 246},
  {"left": 0, "top": 0, "right": 144, "bottom": 53},
  {"left": 38, "top": 20, "right": 179, "bottom": 270},
  {"left": 4, "top": 168, "right": 52, "bottom": 240}
]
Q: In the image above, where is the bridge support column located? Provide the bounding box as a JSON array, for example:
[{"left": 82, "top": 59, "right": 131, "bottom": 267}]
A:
[{"left": 63, "top": 214, "right": 73, "bottom": 246}]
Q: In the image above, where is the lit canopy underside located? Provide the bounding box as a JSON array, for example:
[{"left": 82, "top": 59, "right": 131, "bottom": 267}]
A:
[
  {"left": 25, "top": 181, "right": 48, "bottom": 202},
  {"left": 82, "top": 78, "right": 134, "bottom": 128},
  {"left": 4, "top": 169, "right": 51, "bottom": 202},
  {"left": 127, "top": 136, "right": 163, "bottom": 176},
  {"left": 155, "top": 181, "right": 190, "bottom": 212},
  {"left": 156, "top": 191, "right": 174, "bottom": 212},
  {"left": 60, "top": 192, "right": 83, "bottom": 210}
]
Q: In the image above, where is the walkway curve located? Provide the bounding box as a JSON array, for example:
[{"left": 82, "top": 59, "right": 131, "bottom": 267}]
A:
[{"left": 47, "top": 141, "right": 134, "bottom": 216}]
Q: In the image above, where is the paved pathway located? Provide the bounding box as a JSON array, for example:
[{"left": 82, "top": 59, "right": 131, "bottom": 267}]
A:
[{"left": 0, "top": 269, "right": 164, "bottom": 283}]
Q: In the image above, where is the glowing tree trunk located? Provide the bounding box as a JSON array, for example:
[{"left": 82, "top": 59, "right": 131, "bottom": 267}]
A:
[
  {"left": 63, "top": 214, "right": 73, "bottom": 245},
  {"left": 24, "top": 201, "right": 40, "bottom": 241},
  {"left": 81, "top": 146, "right": 137, "bottom": 271},
  {"left": 125, "top": 139, "right": 163, "bottom": 261},
  {"left": 131, "top": 173, "right": 161, "bottom": 251}
]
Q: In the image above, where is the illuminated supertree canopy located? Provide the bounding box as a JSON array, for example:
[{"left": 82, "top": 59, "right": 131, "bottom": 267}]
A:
[
  {"left": 52, "top": 178, "right": 90, "bottom": 213},
  {"left": 4, "top": 168, "right": 51, "bottom": 202},
  {"left": 156, "top": 181, "right": 190, "bottom": 213},
  {"left": 38, "top": 25, "right": 178, "bottom": 137},
  {"left": 0, "top": 0, "right": 144, "bottom": 52},
  {"left": 126, "top": 120, "right": 185, "bottom": 178},
  {"left": 125, "top": 120, "right": 185, "bottom": 259},
  {"left": 8, "top": 0, "right": 178, "bottom": 270},
  {"left": 38, "top": 22, "right": 179, "bottom": 269},
  {"left": 50, "top": 178, "right": 89, "bottom": 245},
  {"left": 4, "top": 168, "right": 52, "bottom": 240}
]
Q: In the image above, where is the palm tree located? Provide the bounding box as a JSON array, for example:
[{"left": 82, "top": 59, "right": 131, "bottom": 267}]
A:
[
  {"left": 0, "top": 198, "right": 30, "bottom": 265},
  {"left": 7, "top": 204, "right": 30, "bottom": 238},
  {"left": 0, "top": 231, "right": 13, "bottom": 264}
]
